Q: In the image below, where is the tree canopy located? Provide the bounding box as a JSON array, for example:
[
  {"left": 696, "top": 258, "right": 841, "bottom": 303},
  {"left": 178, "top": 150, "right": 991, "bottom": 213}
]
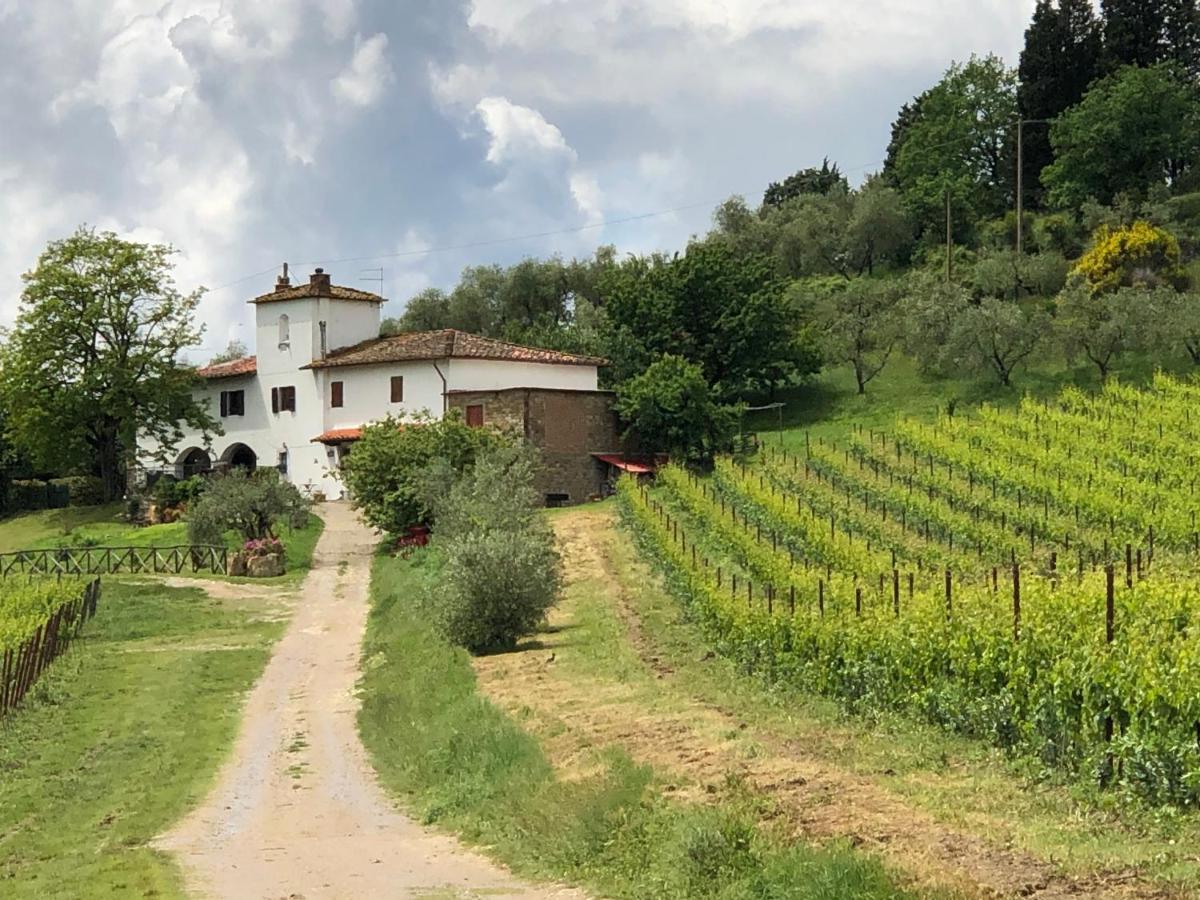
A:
[
  {"left": 762, "top": 159, "right": 848, "bottom": 207},
  {"left": 0, "top": 227, "right": 214, "bottom": 500},
  {"left": 890, "top": 55, "right": 1018, "bottom": 238},
  {"left": 1018, "top": 0, "right": 1102, "bottom": 208}
]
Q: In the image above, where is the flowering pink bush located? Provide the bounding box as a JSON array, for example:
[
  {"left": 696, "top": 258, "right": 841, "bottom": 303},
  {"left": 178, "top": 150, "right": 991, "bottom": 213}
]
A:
[{"left": 243, "top": 537, "right": 284, "bottom": 559}]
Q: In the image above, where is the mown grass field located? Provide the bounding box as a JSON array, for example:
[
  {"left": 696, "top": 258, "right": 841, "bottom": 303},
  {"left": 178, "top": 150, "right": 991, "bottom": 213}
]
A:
[
  {"left": 0, "top": 578, "right": 290, "bottom": 897},
  {"left": 359, "top": 547, "right": 920, "bottom": 900}
]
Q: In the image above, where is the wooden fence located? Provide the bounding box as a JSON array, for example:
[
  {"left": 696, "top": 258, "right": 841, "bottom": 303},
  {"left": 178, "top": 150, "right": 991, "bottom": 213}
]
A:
[
  {"left": 1, "top": 578, "right": 100, "bottom": 719},
  {"left": 0, "top": 545, "right": 228, "bottom": 579}
]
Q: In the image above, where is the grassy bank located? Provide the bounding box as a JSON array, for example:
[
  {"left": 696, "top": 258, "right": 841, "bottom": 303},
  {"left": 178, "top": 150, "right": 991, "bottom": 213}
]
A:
[
  {"left": 359, "top": 547, "right": 916, "bottom": 900},
  {"left": 745, "top": 351, "right": 1200, "bottom": 448},
  {"left": 0, "top": 579, "right": 288, "bottom": 897}
]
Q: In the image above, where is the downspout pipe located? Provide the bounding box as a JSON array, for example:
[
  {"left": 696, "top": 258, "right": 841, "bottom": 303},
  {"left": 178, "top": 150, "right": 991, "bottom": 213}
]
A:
[{"left": 432, "top": 360, "right": 448, "bottom": 414}]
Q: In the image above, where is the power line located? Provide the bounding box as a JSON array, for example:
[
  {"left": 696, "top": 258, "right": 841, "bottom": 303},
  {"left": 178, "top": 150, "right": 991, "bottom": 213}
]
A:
[{"left": 206, "top": 125, "right": 1011, "bottom": 297}]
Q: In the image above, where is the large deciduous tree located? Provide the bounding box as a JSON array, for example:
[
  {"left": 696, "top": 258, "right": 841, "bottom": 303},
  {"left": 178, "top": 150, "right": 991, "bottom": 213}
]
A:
[
  {"left": 891, "top": 55, "right": 1019, "bottom": 238},
  {"left": 1042, "top": 64, "right": 1200, "bottom": 207},
  {"left": 613, "top": 355, "right": 740, "bottom": 463},
  {"left": 1018, "top": 0, "right": 1102, "bottom": 209},
  {"left": 601, "top": 239, "right": 819, "bottom": 398},
  {"left": 0, "top": 227, "right": 214, "bottom": 500}
]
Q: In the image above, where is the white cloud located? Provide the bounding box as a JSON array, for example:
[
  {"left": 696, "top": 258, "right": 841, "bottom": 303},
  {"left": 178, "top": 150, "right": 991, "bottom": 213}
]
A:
[
  {"left": 333, "top": 32, "right": 393, "bottom": 106},
  {"left": 475, "top": 96, "right": 574, "bottom": 164}
]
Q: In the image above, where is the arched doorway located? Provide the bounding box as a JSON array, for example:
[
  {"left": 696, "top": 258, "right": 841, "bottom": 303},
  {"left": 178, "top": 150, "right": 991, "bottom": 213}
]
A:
[
  {"left": 220, "top": 443, "right": 257, "bottom": 471},
  {"left": 176, "top": 447, "right": 212, "bottom": 479}
]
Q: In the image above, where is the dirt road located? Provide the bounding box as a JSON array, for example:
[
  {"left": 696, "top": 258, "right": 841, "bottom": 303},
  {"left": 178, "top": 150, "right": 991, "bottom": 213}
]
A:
[{"left": 159, "top": 502, "right": 571, "bottom": 900}]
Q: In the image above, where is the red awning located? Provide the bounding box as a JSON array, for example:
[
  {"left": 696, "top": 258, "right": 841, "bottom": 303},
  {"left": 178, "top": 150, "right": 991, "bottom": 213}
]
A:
[
  {"left": 593, "top": 453, "right": 656, "bottom": 474},
  {"left": 312, "top": 427, "right": 363, "bottom": 444}
]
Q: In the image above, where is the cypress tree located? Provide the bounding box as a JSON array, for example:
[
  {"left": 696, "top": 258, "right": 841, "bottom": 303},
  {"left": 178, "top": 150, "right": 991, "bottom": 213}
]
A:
[
  {"left": 1102, "top": 0, "right": 1200, "bottom": 73},
  {"left": 1018, "top": 0, "right": 1102, "bottom": 208}
]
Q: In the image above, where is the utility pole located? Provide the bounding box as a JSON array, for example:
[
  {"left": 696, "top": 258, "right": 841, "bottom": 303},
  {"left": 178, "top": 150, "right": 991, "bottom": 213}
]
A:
[
  {"left": 945, "top": 188, "right": 952, "bottom": 282},
  {"left": 1016, "top": 118, "right": 1023, "bottom": 256},
  {"left": 1015, "top": 119, "right": 1049, "bottom": 256}
]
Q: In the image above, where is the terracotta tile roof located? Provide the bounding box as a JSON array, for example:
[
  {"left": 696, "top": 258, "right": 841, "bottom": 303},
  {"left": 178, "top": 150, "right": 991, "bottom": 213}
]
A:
[
  {"left": 197, "top": 356, "right": 257, "bottom": 379},
  {"left": 305, "top": 329, "right": 608, "bottom": 370},
  {"left": 312, "top": 427, "right": 363, "bottom": 444},
  {"left": 252, "top": 268, "right": 383, "bottom": 305}
]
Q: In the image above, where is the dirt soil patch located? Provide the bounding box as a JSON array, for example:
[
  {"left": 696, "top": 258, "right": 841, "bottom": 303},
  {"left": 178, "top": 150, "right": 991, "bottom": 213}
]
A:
[{"left": 472, "top": 506, "right": 1176, "bottom": 900}]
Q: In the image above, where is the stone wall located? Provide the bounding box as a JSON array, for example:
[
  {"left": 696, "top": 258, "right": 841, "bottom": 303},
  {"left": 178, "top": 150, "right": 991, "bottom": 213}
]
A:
[{"left": 447, "top": 388, "right": 620, "bottom": 504}]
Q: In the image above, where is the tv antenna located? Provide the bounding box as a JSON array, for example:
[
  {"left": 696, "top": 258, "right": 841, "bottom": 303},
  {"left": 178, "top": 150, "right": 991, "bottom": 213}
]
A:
[{"left": 360, "top": 267, "right": 384, "bottom": 298}]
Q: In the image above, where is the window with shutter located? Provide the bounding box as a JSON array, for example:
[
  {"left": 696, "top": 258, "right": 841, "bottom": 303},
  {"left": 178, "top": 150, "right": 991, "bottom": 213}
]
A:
[
  {"left": 220, "top": 391, "right": 229, "bottom": 417},
  {"left": 331, "top": 381, "right": 344, "bottom": 408},
  {"left": 271, "top": 387, "right": 279, "bottom": 413},
  {"left": 466, "top": 404, "right": 484, "bottom": 427},
  {"left": 390, "top": 375, "right": 403, "bottom": 403},
  {"left": 280, "top": 386, "right": 296, "bottom": 412},
  {"left": 229, "top": 390, "right": 244, "bottom": 416}
]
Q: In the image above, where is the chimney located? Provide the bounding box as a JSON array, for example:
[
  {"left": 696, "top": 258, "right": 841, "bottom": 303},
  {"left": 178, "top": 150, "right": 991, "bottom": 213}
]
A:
[
  {"left": 310, "top": 267, "right": 332, "bottom": 296},
  {"left": 275, "top": 261, "right": 291, "bottom": 293}
]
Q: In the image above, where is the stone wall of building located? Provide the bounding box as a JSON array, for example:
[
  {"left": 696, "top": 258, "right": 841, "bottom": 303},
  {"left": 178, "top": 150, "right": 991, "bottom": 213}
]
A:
[{"left": 447, "top": 388, "right": 620, "bottom": 504}]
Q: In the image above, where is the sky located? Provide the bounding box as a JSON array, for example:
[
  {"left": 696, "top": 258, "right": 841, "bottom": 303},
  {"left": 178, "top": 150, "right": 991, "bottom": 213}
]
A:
[{"left": 0, "top": 0, "right": 1037, "bottom": 361}]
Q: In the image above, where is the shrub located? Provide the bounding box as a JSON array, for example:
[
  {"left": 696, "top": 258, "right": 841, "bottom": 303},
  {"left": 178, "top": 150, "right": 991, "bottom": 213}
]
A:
[
  {"left": 340, "top": 410, "right": 513, "bottom": 535},
  {"left": 436, "top": 529, "right": 561, "bottom": 653},
  {"left": 427, "top": 444, "right": 562, "bottom": 653},
  {"left": 1071, "top": 221, "right": 1188, "bottom": 294},
  {"left": 49, "top": 475, "right": 105, "bottom": 507},
  {"left": 186, "top": 468, "right": 310, "bottom": 546}
]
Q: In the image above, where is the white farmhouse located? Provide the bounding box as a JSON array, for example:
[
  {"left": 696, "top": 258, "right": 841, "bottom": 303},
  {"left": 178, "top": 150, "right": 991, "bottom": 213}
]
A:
[{"left": 139, "top": 268, "right": 623, "bottom": 503}]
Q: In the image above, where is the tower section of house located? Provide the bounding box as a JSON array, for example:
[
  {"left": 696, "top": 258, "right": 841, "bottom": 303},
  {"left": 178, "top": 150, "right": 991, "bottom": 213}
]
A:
[{"left": 138, "top": 269, "right": 621, "bottom": 504}]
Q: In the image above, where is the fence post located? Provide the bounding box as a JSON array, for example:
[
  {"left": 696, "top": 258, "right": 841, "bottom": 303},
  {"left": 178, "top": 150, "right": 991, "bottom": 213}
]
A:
[
  {"left": 789, "top": 585, "right": 795, "bottom": 616},
  {"left": 855, "top": 586, "right": 862, "bottom": 617},
  {"left": 818, "top": 579, "right": 825, "bottom": 617},
  {"left": 1012, "top": 563, "right": 1021, "bottom": 642},
  {"left": 893, "top": 570, "right": 900, "bottom": 616},
  {"left": 1103, "top": 564, "right": 1115, "bottom": 785},
  {"left": 944, "top": 568, "right": 952, "bottom": 617}
]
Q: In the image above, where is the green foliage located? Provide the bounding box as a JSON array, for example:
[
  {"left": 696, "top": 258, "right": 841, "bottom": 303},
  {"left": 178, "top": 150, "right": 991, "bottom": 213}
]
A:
[
  {"left": 340, "top": 410, "right": 511, "bottom": 535},
  {"left": 762, "top": 158, "right": 847, "bottom": 207},
  {"left": 1146, "top": 287, "right": 1200, "bottom": 363},
  {"left": 971, "top": 249, "right": 1069, "bottom": 299},
  {"left": 186, "top": 468, "right": 310, "bottom": 546},
  {"left": 152, "top": 474, "right": 206, "bottom": 509},
  {"left": 1055, "top": 283, "right": 1150, "bottom": 380},
  {"left": 1044, "top": 64, "right": 1200, "bottom": 208},
  {"left": 891, "top": 55, "right": 1018, "bottom": 236},
  {"left": 1102, "top": 0, "right": 1200, "bottom": 74},
  {"left": 208, "top": 339, "right": 249, "bottom": 365},
  {"left": 602, "top": 239, "right": 817, "bottom": 397},
  {"left": 49, "top": 475, "right": 106, "bottom": 507},
  {"left": 425, "top": 445, "right": 562, "bottom": 653},
  {"left": 1018, "top": 0, "right": 1102, "bottom": 209},
  {"left": 0, "top": 227, "right": 215, "bottom": 501},
  {"left": 390, "top": 248, "right": 616, "bottom": 340},
  {"left": 1071, "top": 220, "right": 1188, "bottom": 293},
  {"left": 811, "top": 278, "right": 901, "bottom": 394},
  {"left": 0, "top": 578, "right": 86, "bottom": 652},
  {"left": 614, "top": 356, "right": 741, "bottom": 463},
  {"left": 359, "top": 549, "right": 910, "bottom": 899}
]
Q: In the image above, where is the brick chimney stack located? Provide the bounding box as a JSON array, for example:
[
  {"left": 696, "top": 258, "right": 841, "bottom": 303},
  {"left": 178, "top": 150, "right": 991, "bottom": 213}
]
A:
[
  {"left": 274, "top": 261, "right": 291, "bottom": 293},
  {"left": 310, "top": 267, "right": 332, "bottom": 296}
]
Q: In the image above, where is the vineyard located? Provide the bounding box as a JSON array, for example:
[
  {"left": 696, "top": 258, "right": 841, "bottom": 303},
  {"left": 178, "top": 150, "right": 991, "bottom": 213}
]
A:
[
  {"left": 0, "top": 577, "right": 100, "bottom": 718},
  {"left": 619, "top": 373, "right": 1200, "bottom": 806}
]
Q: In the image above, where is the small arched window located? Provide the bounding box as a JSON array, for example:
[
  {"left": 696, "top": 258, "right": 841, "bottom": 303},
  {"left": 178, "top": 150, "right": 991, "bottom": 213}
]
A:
[{"left": 278, "top": 314, "right": 290, "bottom": 347}]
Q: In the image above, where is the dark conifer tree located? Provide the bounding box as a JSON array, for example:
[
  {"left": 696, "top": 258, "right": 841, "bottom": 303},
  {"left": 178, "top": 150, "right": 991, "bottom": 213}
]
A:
[
  {"left": 1018, "top": 0, "right": 1102, "bottom": 208},
  {"left": 1103, "top": 0, "right": 1200, "bottom": 73}
]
